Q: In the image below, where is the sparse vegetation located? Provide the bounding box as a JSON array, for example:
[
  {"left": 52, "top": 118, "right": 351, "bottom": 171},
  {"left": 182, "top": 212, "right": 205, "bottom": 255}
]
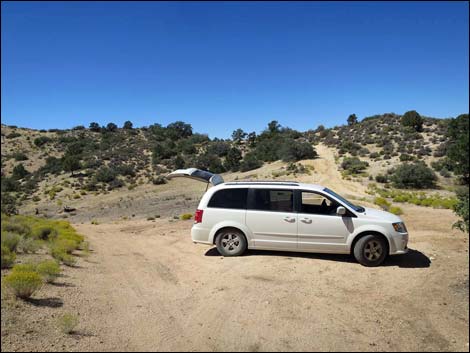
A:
[
  {"left": 4, "top": 271, "right": 43, "bottom": 299},
  {"left": 57, "top": 313, "right": 79, "bottom": 334},
  {"left": 36, "top": 260, "right": 61, "bottom": 283},
  {"left": 1, "top": 244, "right": 16, "bottom": 268}
]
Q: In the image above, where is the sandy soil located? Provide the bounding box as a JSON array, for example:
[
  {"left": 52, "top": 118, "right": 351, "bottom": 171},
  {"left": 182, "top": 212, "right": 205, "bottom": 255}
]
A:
[{"left": 2, "top": 206, "right": 468, "bottom": 352}]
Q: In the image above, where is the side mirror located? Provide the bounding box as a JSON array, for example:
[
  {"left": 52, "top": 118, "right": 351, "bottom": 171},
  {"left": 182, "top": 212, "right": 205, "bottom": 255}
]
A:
[{"left": 336, "top": 206, "right": 346, "bottom": 216}]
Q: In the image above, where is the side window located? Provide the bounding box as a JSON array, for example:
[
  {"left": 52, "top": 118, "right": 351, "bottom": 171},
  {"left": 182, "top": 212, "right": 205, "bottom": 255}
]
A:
[
  {"left": 251, "top": 189, "right": 294, "bottom": 212},
  {"left": 301, "top": 191, "right": 339, "bottom": 216},
  {"left": 208, "top": 188, "right": 248, "bottom": 209}
]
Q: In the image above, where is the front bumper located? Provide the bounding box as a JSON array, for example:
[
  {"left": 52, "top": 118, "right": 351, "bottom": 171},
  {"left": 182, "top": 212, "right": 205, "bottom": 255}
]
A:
[{"left": 390, "top": 232, "right": 409, "bottom": 255}]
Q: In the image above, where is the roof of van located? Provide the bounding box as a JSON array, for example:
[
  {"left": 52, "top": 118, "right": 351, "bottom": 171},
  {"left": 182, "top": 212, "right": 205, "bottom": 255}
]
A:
[{"left": 220, "top": 181, "right": 325, "bottom": 191}]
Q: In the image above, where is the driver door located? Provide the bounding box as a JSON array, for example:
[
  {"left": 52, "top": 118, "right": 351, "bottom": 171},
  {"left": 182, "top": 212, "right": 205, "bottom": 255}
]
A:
[{"left": 297, "top": 190, "right": 352, "bottom": 253}]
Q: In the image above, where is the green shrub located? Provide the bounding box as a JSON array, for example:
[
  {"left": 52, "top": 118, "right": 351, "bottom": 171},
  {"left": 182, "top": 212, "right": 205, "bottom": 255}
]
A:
[
  {"left": 180, "top": 213, "right": 192, "bottom": 220},
  {"left": 18, "top": 237, "right": 41, "bottom": 254},
  {"left": 374, "top": 197, "right": 391, "bottom": 211},
  {"left": 390, "top": 162, "right": 437, "bottom": 189},
  {"left": 401, "top": 110, "right": 423, "bottom": 132},
  {"left": 1, "top": 219, "right": 31, "bottom": 236},
  {"left": 240, "top": 153, "right": 262, "bottom": 172},
  {"left": 51, "top": 247, "right": 77, "bottom": 267},
  {"left": 152, "top": 176, "right": 167, "bottom": 185},
  {"left": 453, "top": 187, "right": 469, "bottom": 233},
  {"left": 4, "top": 271, "right": 43, "bottom": 299},
  {"left": 36, "top": 260, "right": 61, "bottom": 283},
  {"left": 1, "top": 245, "right": 16, "bottom": 269},
  {"left": 375, "top": 174, "right": 388, "bottom": 183},
  {"left": 34, "top": 136, "right": 52, "bottom": 147},
  {"left": 12, "top": 263, "right": 37, "bottom": 273},
  {"left": 389, "top": 206, "right": 404, "bottom": 215},
  {"left": 1, "top": 232, "right": 21, "bottom": 252},
  {"left": 57, "top": 313, "right": 79, "bottom": 334},
  {"left": 32, "top": 226, "right": 58, "bottom": 241},
  {"left": 341, "top": 157, "right": 369, "bottom": 175},
  {"left": 13, "top": 152, "right": 28, "bottom": 161}
]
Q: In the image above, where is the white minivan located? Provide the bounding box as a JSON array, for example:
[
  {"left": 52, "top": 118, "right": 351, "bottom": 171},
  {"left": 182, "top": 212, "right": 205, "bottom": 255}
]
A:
[{"left": 168, "top": 168, "right": 409, "bottom": 267}]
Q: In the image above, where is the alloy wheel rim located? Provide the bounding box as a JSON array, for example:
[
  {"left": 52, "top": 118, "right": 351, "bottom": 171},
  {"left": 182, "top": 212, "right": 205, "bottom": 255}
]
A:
[
  {"left": 364, "top": 240, "right": 383, "bottom": 261},
  {"left": 221, "top": 233, "right": 241, "bottom": 252}
]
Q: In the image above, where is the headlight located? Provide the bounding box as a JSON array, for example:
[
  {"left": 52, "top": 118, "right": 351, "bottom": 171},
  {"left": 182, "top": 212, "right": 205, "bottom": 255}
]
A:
[{"left": 393, "top": 222, "right": 407, "bottom": 233}]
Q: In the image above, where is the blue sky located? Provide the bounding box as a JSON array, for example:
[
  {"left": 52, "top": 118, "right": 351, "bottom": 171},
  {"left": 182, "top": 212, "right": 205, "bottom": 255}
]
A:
[{"left": 1, "top": 1, "right": 469, "bottom": 138}]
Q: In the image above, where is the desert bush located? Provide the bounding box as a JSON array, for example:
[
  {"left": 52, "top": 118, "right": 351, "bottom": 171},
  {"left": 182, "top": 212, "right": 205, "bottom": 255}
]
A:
[
  {"left": 34, "top": 136, "right": 52, "bottom": 147},
  {"left": 12, "top": 164, "right": 29, "bottom": 180},
  {"left": 36, "top": 260, "right": 61, "bottom": 283},
  {"left": 240, "top": 153, "right": 263, "bottom": 172},
  {"left": 341, "top": 157, "right": 369, "bottom": 175},
  {"left": 453, "top": 187, "right": 469, "bottom": 233},
  {"left": 95, "top": 166, "right": 117, "bottom": 183},
  {"left": 1, "top": 232, "right": 21, "bottom": 252},
  {"left": 401, "top": 110, "right": 423, "bottom": 132},
  {"left": 389, "top": 206, "right": 404, "bottom": 215},
  {"left": 19, "top": 237, "right": 41, "bottom": 254},
  {"left": 12, "top": 152, "right": 28, "bottom": 161},
  {"left": 147, "top": 217, "right": 155, "bottom": 221},
  {"left": 6, "top": 132, "right": 21, "bottom": 139},
  {"left": 57, "top": 313, "right": 79, "bottom": 334},
  {"left": 279, "top": 140, "right": 317, "bottom": 162},
  {"left": 152, "top": 176, "right": 167, "bottom": 185},
  {"left": 4, "top": 271, "right": 43, "bottom": 299},
  {"left": 1, "top": 218, "right": 31, "bottom": 236},
  {"left": 11, "top": 263, "right": 37, "bottom": 273},
  {"left": 51, "top": 247, "right": 77, "bottom": 267},
  {"left": 375, "top": 174, "right": 388, "bottom": 183},
  {"left": 374, "top": 197, "right": 391, "bottom": 211},
  {"left": 180, "top": 213, "right": 193, "bottom": 220},
  {"left": 1, "top": 245, "right": 16, "bottom": 268},
  {"left": 33, "top": 226, "right": 58, "bottom": 241},
  {"left": 399, "top": 154, "right": 414, "bottom": 162},
  {"left": 390, "top": 162, "right": 437, "bottom": 189}
]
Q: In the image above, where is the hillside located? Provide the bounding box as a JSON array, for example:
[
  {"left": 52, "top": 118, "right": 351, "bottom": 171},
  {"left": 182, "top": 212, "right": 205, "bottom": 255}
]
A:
[{"left": 0, "top": 112, "right": 467, "bottom": 224}]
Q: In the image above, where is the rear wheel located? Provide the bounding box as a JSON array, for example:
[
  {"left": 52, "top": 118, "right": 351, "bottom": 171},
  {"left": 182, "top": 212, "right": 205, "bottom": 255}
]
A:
[
  {"left": 215, "top": 229, "right": 247, "bottom": 257},
  {"left": 353, "top": 234, "right": 388, "bottom": 267}
]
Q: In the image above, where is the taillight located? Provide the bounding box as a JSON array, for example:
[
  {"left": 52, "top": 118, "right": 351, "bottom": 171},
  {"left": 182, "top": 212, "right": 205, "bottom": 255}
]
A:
[{"left": 194, "top": 209, "right": 204, "bottom": 223}]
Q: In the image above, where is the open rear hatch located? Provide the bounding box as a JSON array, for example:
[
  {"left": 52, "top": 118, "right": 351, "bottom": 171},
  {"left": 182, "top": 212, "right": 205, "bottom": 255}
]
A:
[{"left": 166, "top": 168, "right": 224, "bottom": 186}]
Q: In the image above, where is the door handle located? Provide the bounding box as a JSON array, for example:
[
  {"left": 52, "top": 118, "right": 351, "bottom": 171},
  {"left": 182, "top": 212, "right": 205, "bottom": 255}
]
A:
[
  {"left": 301, "top": 218, "right": 312, "bottom": 224},
  {"left": 283, "top": 217, "right": 296, "bottom": 223}
]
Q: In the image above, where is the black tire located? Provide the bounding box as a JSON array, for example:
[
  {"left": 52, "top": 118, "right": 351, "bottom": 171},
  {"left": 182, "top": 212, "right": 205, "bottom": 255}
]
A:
[
  {"left": 353, "top": 234, "right": 388, "bottom": 267},
  {"left": 215, "top": 229, "right": 247, "bottom": 257}
]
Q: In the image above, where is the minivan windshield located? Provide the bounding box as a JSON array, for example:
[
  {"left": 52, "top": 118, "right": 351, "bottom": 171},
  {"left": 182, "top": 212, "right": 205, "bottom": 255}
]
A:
[{"left": 323, "top": 188, "right": 365, "bottom": 213}]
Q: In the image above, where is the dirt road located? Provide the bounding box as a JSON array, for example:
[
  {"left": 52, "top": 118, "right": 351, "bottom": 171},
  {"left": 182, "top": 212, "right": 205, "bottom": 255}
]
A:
[
  {"left": 10, "top": 204, "right": 459, "bottom": 352},
  {"left": 2, "top": 206, "right": 468, "bottom": 351}
]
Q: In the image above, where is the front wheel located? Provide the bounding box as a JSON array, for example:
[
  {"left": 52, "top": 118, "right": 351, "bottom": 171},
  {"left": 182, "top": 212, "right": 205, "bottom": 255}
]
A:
[
  {"left": 215, "top": 229, "right": 247, "bottom": 257},
  {"left": 353, "top": 234, "right": 388, "bottom": 267}
]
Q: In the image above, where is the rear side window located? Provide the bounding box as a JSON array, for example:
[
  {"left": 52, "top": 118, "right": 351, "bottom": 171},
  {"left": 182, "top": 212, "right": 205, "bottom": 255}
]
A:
[
  {"left": 250, "top": 189, "right": 293, "bottom": 212},
  {"left": 208, "top": 188, "right": 248, "bottom": 209}
]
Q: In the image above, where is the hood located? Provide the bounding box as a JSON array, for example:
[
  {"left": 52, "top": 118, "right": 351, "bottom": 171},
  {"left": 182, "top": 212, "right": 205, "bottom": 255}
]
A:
[{"left": 362, "top": 207, "right": 403, "bottom": 223}]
